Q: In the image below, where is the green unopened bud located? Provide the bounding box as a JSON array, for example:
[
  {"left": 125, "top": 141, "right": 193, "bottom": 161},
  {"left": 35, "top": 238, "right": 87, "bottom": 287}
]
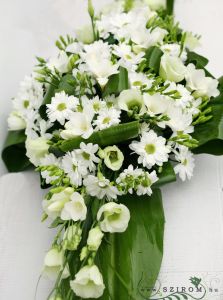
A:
[
  {"left": 63, "top": 224, "right": 82, "bottom": 251},
  {"left": 88, "top": 0, "right": 95, "bottom": 18},
  {"left": 87, "top": 226, "right": 104, "bottom": 252},
  {"left": 80, "top": 246, "right": 88, "bottom": 261}
]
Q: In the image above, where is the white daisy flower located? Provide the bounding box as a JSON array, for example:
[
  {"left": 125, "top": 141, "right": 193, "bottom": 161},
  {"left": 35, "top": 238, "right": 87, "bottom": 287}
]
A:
[
  {"left": 62, "top": 152, "right": 88, "bottom": 187},
  {"left": 136, "top": 170, "right": 158, "bottom": 196},
  {"left": 75, "top": 143, "right": 100, "bottom": 172},
  {"left": 116, "top": 165, "right": 144, "bottom": 194},
  {"left": 130, "top": 130, "right": 170, "bottom": 169},
  {"left": 93, "top": 107, "right": 121, "bottom": 130},
  {"left": 174, "top": 146, "right": 195, "bottom": 181},
  {"left": 46, "top": 91, "right": 78, "bottom": 125},
  {"left": 83, "top": 175, "right": 120, "bottom": 200},
  {"left": 129, "top": 71, "right": 153, "bottom": 90}
]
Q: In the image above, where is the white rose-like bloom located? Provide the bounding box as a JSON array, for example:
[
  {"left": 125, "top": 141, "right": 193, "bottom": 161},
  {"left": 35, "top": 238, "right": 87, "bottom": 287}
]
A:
[
  {"left": 118, "top": 89, "right": 144, "bottom": 113},
  {"left": 185, "top": 64, "right": 220, "bottom": 98},
  {"left": 26, "top": 137, "right": 50, "bottom": 166},
  {"left": 97, "top": 202, "right": 130, "bottom": 233},
  {"left": 43, "top": 248, "right": 70, "bottom": 280},
  {"left": 76, "top": 25, "right": 94, "bottom": 44},
  {"left": 87, "top": 226, "right": 104, "bottom": 251},
  {"left": 61, "top": 192, "right": 87, "bottom": 222},
  {"left": 160, "top": 53, "right": 186, "bottom": 83},
  {"left": 42, "top": 187, "right": 74, "bottom": 220},
  {"left": 145, "top": 0, "right": 166, "bottom": 10},
  {"left": 70, "top": 265, "right": 105, "bottom": 299},
  {"left": 8, "top": 111, "right": 26, "bottom": 131}
]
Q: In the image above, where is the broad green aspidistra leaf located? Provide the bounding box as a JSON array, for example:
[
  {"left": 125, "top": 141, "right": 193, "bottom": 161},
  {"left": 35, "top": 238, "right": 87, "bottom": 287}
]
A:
[
  {"left": 144, "top": 46, "right": 163, "bottom": 74},
  {"left": 103, "top": 67, "right": 129, "bottom": 97}
]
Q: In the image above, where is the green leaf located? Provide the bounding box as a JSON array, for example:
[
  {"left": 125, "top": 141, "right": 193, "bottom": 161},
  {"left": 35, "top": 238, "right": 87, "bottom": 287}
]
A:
[
  {"left": 154, "top": 162, "right": 176, "bottom": 188},
  {"left": 103, "top": 67, "right": 129, "bottom": 97},
  {"left": 144, "top": 46, "right": 163, "bottom": 74},
  {"left": 166, "top": 0, "right": 175, "bottom": 15},
  {"left": 50, "top": 121, "right": 140, "bottom": 156},
  {"left": 97, "top": 190, "right": 164, "bottom": 300},
  {"left": 192, "top": 94, "right": 223, "bottom": 155},
  {"left": 39, "top": 83, "right": 57, "bottom": 119},
  {"left": 57, "top": 74, "right": 76, "bottom": 95},
  {"left": 186, "top": 51, "right": 209, "bottom": 69},
  {"left": 2, "top": 130, "right": 31, "bottom": 172}
]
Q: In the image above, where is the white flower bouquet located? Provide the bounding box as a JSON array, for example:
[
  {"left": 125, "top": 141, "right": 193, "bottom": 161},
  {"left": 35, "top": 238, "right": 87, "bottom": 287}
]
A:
[{"left": 2, "top": 0, "right": 223, "bottom": 299}]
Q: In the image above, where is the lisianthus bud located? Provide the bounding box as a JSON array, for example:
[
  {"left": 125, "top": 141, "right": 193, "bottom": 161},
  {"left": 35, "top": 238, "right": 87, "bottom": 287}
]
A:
[
  {"left": 97, "top": 202, "right": 130, "bottom": 233},
  {"left": 160, "top": 53, "right": 186, "bottom": 83},
  {"left": 101, "top": 146, "right": 124, "bottom": 171},
  {"left": 70, "top": 265, "right": 105, "bottom": 299},
  {"left": 76, "top": 25, "right": 94, "bottom": 45},
  {"left": 88, "top": 0, "right": 95, "bottom": 18},
  {"left": 87, "top": 226, "right": 104, "bottom": 251},
  {"left": 43, "top": 247, "right": 70, "bottom": 280},
  {"left": 80, "top": 246, "right": 88, "bottom": 261},
  {"left": 118, "top": 89, "right": 144, "bottom": 114},
  {"left": 49, "top": 293, "right": 62, "bottom": 300},
  {"left": 26, "top": 137, "right": 49, "bottom": 166},
  {"left": 145, "top": 0, "right": 166, "bottom": 10},
  {"left": 63, "top": 224, "right": 82, "bottom": 251},
  {"left": 7, "top": 111, "right": 26, "bottom": 131}
]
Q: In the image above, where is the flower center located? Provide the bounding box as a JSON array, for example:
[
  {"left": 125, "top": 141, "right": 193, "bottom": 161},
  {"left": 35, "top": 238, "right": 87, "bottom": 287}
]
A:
[
  {"left": 82, "top": 152, "right": 90, "bottom": 161},
  {"left": 145, "top": 144, "right": 156, "bottom": 154},
  {"left": 103, "top": 117, "right": 111, "bottom": 124},
  {"left": 57, "top": 103, "right": 67, "bottom": 111},
  {"left": 23, "top": 100, "right": 30, "bottom": 108},
  {"left": 141, "top": 177, "right": 152, "bottom": 188},
  {"left": 109, "top": 151, "right": 118, "bottom": 163},
  {"left": 182, "top": 159, "right": 188, "bottom": 166}
]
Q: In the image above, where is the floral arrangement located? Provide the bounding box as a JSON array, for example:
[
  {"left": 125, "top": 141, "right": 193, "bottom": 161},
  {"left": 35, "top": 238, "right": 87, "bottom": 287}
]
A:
[{"left": 2, "top": 0, "right": 223, "bottom": 299}]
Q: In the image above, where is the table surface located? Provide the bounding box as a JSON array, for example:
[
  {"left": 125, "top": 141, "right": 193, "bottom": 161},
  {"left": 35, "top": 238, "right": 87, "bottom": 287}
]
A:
[{"left": 0, "top": 0, "right": 223, "bottom": 299}]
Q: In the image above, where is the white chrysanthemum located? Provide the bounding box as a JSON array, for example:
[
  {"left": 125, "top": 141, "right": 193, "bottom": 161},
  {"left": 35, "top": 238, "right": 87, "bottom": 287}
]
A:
[
  {"left": 81, "top": 40, "right": 119, "bottom": 87},
  {"left": 136, "top": 170, "right": 158, "bottom": 196},
  {"left": 47, "top": 50, "right": 70, "bottom": 74},
  {"left": 61, "top": 192, "right": 87, "bottom": 222},
  {"left": 174, "top": 146, "right": 195, "bottom": 181},
  {"left": 62, "top": 152, "right": 88, "bottom": 186},
  {"left": 83, "top": 175, "right": 120, "bottom": 200},
  {"left": 46, "top": 91, "right": 78, "bottom": 125},
  {"left": 130, "top": 130, "right": 170, "bottom": 169},
  {"left": 116, "top": 165, "right": 144, "bottom": 194},
  {"left": 97, "top": 202, "right": 130, "bottom": 233},
  {"left": 75, "top": 143, "right": 100, "bottom": 172},
  {"left": 70, "top": 265, "right": 105, "bottom": 299},
  {"left": 93, "top": 107, "right": 121, "bottom": 130},
  {"left": 129, "top": 71, "right": 153, "bottom": 90},
  {"left": 185, "top": 64, "right": 220, "bottom": 98}
]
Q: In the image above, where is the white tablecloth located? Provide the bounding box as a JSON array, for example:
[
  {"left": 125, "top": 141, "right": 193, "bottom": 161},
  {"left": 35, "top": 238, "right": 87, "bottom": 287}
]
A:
[{"left": 0, "top": 0, "right": 223, "bottom": 299}]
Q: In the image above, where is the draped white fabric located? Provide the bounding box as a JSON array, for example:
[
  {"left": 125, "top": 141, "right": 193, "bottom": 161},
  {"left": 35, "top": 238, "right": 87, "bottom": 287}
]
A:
[{"left": 0, "top": 0, "right": 223, "bottom": 299}]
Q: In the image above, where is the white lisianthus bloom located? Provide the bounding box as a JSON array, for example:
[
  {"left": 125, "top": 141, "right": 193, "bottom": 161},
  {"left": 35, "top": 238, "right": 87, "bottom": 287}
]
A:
[
  {"left": 174, "top": 146, "right": 195, "bottom": 181},
  {"left": 70, "top": 265, "right": 105, "bottom": 299},
  {"left": 61, "top": 192, "right": 87, "bottom": 222},
  {"left": 75, "top": 143, "right": 100, "bottom": 172},
  {"left": 8, "top": 111, "right": 26, "bottom": 131},
  {"left": 161, "top": 43, "right": 187, "bottom": 62},
  {"left": 81, "top": 40, "right": 119, "bottom": 87},
  {"left": 87, "top": 226, "right": 104, "bottom": 251},
  {"left": 185, "top": 64, "right": 220, "bottom": 98},
  {"left": 160, "top": 53, "right": 186, "bottom": 83},
  {"left": 100, "top": 146, "right": 124, "bottom": 171},
  {"left": 43, "top": 248, "right": 70, "bottom": 280},
  {"left": 118, "top": 89, "right": 144, "bottom": 114},
  {"left": 26, "top": 137, "right": 50, "bottom": 166},
  {"left": 61, "top": 108, "right": 94, "bottom": 140},
  {"left": 76, "top": 25, "right": 94, "bottom": 44},
  {"left": 93, "top": 107, "right": 121, "bottom": 130},
  {"left": 42, "top": 187, "right": 74, "bottom": 220},
  {"left": 47, "top": 51, "right": 70, "bottom": 74},
  {"left": 130, "top": 130, "right": 170, "bottom": 169},
  {"left": 97, "top": 202, "right": 130, "bottom": 233},
  {"left": 136, "top": 170, "right": 158, "bottom": 196},
  {"left": 83, "top": 175, "right": 120, "bottom": 200},
  {"left": 143, "top": 93, "right": 169, "bottom": 116},
  {"left": 46, "top": 91, "right": 79, "bottom": 125},
  {"left": 62, "top": 151, "right": 88, "bottom": 186},
  {"left": 145, "top": 0, "right": 166, "bottom": 10}
]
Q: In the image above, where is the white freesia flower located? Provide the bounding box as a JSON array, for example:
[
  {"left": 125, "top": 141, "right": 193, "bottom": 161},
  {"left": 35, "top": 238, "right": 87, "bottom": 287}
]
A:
[
  {"left": 61, "top": 108, "right": 94, "bottom": 140},
  {"left": 174, "top": 146, "right": 195, "bottom": 181},
  {"left": 161, "top": 43, "right": 187, "bottom": 62},
  {"left": 83, "top": 175, "right": 120, "bottom": 200},
  {"left": 130, "top": 27, "right": 167, "bottom": 49},
  {"left": 130, "top": 130, "right": 170, "bottom": 168},
  {"left": 93, "top": 107, "right": 121, "bottom": 130},
  {"left": 70, "top": 265, "right": 105, "bottom": 299},
  {"left": 66, "top": 42, "right": 83, "bottom": 54},
  {"left": 143, "top": 93, "right": 169, "bottom": 116},
  {"left": 100, "top": 146, "right": 124, "bottom": 171},
  {"left": 47, "top": 51, "right": 70, "bottom": 74},
  {"left": 87, "top": 226, "right": 104, "bottom": 251},
  {"left": 185, "top": 64, "right": 219, "bottom": 98},
  {"left": 76, "top": 25, "right": 94, "bottom": 44},
  {"left": 40, "top": 153, "right": 61, "bottom": 184},
  {"left": 185, "top": 32, "right": 201, "bottom": 51},
  {"left": 118, "top": 89, "right": 144, "bottom": 113},
  {"left": 81, "top": 40, "right": 119, "bottom": 87},
  {"left": 62, "top": 151, "right": 88, "bottom": 186},
  {"left": 97, "top": 202, "right": 130, "bottom": 233},
  {"left": 166, "top": 104, "right": 193, "bottom": 133},
  {"left": 61, "top": 192, "right": 87, "bottom": 222},
  {"left": 8, "top": 111, "right": 26, "bottom": 131},
  {"left": 42, "top": 187, "right": 74, "bottom": 220},
  {"left": 160, "top": 53, "right": 186, "bottom": 83},
  {"left": 136, "top": 170, "right": 158, "bottom": 196},
  {"left": 46, "top": 91, "right": 78, "bottom": 125},
  {"left": 43, "top": 248, "right": 70, "bottom": 280},
  {"left": 26, "top": 137, "right": 49, "bottom": 166},
  {"left": 75, "top": 143, "right": 100, "bottom": 172},
  {"left": 145, "top": 0, "right": 166, "bottom": 10}
]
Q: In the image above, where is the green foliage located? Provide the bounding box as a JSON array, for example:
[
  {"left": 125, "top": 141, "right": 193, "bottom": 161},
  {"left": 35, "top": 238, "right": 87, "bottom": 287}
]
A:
[
  {"left": 55, "top": 35, "right": 75, "bottom": 51},
  {"left": 144, "top": 46, "right": 164, "bottom": 74},
  {"left": 103, "top": 67, "right": 129, "bottom": 97}
]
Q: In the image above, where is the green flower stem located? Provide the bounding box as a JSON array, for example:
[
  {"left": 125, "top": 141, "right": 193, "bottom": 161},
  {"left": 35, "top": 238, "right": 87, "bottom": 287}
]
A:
[{"left": 50, "top": 121, "right": 140, "bottom": 156}]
